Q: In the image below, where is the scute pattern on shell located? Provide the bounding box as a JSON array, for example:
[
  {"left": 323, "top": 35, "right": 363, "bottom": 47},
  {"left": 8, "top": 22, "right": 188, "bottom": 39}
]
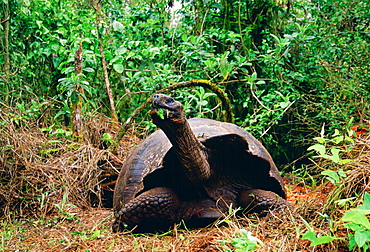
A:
[{"left": 113, "top": 117, "right": 286, "bottom": 232}]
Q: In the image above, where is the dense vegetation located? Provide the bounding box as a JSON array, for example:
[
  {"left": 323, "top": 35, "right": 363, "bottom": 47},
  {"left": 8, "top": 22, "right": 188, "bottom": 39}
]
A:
[
  {"left": 0, "top": 0, "right": 369, "bottom": 250},
  {"left": 2, "top": 0, "right": 368, "bottom": 154}
]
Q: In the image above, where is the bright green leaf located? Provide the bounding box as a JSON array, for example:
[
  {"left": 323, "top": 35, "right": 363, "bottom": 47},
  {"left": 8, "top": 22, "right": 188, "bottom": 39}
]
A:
[
  {"left": 335, "top": 197, "right": 356, "bottom": 207},
  {"left": 251, "top": 72, "right": 257, "bottom": 81},
  {"left": 312, "top": 236, "right": 335, "bottom": 246},
  {"left": 302, "top": 231, "right": 316, "bottom": 241},
  {"left": 344, "top": 222, "right": 365, "bottom": 232},
  {"left": 321, "top": 170, "right": 340, "bottom": 183},
  {"left": 113, "top": 63, "right": 124, "bottom": 74},
  {"left": 332, "top": 135, "right": 344, "bottom": 144},
  {"left": 340, "top": 159, "right": 353, "bottom": 164},
  {"left": 49, "top": 41, "right": 60, "bottom": 52},
  {"left": 355, "top": 230, "right": 370, "bottom": 247},
  {"left": 338, "top": 169, "right": 347, "bottom": 178},
  {"left": 313, "top": 137, "right": 326, "bottom": 144},
  {"left": 341, "top": 211, "right": 370, "bottom": 229},
  {"left": 330, "top": 148, "right": 342, "bottom": 163},
  {"left": 112, "top": 20, "right": 124, "bottom": 32},
  {"left": 279, "top": 101, "right": 290, "bottom": 109},
  {"left": 116, "top": 47, "right": 127, "bottom": 55},
  {"left": 348, "top": 234, "right": 357, "bottom": 250},
  {"left": 360, "top": 193, "right": 370, "bottom": 210},
  {"left": 307, "top": 144, "right": 326, "bottom": 156},
  {"left": 102, "top": 133, "right": 113, "bottom": 143}
]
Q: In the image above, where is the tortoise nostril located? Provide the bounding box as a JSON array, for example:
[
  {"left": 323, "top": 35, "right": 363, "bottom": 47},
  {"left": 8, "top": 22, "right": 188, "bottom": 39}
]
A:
[{"left": 153, "top": 94, "right": 160, "bottom": 99}]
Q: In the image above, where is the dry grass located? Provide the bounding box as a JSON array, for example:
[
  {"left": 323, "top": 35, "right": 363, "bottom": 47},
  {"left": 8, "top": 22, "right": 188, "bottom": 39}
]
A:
[
  {"left": 0, "top": 109, "right": 139, "bottom": 218},
  {"left": 1, "top": 109, "right": 369, "bottom": 251},
  {"left": 0, "top": 202, "right": 350, "bottom": 251}
]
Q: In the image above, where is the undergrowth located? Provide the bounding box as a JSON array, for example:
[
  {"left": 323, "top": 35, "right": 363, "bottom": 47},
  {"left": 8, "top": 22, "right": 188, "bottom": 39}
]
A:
[{"left": 0, "top": 107, "right": 369, "bottom": 251}]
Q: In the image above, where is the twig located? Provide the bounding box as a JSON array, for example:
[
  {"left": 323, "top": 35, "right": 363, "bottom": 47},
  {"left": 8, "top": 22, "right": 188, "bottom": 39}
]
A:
[{"left": 109, "top": 80, "right": 234, "bottom": 153}]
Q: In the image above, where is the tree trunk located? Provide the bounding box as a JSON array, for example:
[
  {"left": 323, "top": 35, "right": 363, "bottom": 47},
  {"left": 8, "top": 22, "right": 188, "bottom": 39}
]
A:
[
  {"left": 0, "top": 0, "right": 10, "bottom": 104},
  {"left": 91, "top": 0, "right": 119, "bottom": 126},
  {"left": 71, "top": 41, "right": 84, "bottom": 140},
  {"left": 1, "top": 0, "right": 10, "bottom": 75}
]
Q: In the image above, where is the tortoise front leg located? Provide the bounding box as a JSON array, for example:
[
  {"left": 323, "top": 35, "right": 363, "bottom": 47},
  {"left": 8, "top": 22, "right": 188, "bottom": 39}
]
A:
[
  {"left": 112, "top": 187, "right": 180, "bottom": 233},
  {"left": 238, "top": 189, "right": 288, "bottom": 213}
]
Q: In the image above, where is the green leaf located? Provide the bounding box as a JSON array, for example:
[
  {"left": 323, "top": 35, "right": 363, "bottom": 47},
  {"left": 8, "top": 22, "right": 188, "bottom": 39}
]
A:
[
  {"left": 116, "top": 47, "right": 127, "bottom": 55},
  {"left": 332, "top": 135, "right": 344, "bottom": 144},
  {"left": 355, "top": 230, "right": 370, "bottom": 247},
  {"left": 87, "top": 229, "right": 102, "bottom": 240},
  {"left": 49, "top": 41, "right": 60, "bottom": 52},
  {"left": 330, "top": 148, "right": 343, "bottom": 163},
  {"left": 338, "top": 169, "right": 347, "bottom": 178},
  {"left": 340, "top": 159, "right": 353, "bottom": 164},
  {"left": 199, "top": 100, "right": 208, "bottom": 106},
  {"left": 70, "top": 90, "right": 80, "bottom": 105},
  {"left": 203, "top": 93, "right": 216, "bottom": 99},
  {"left": 279, "top": 101, "right": 291, "bottom": 109},
  {"left": 302, "top": 231, "right": 335, "bottom": 246},
  {"left": 321, "top": 170, "right": 340, "bottom": 183},
  {"left": 335, "top": 197, "right": 356, "bottom": 207},
  {"left": 102, "top": 133, "right": 113, "bottom": 143},
  {"left": 348, "top": 234, "right": 357, "bottom": 250},
  {"left": 251, "top": 72, "right": 257, "bottom": 81},
  {"left": 181, "top": 33, "right": 187, "bottom": 42},
  {"left": 0, "top": 145, "right": 14, "bottom": 151},
  {"left": 113, "top": 63, "right": 124, "bottom": 73},
  {"left": 112, "top": 20, "right": 124, "bottom": 32},
  {"left": 302, "top": 231, "right": 316, "bottom": 241},
  {"left": 360, "top": 193, "right": 370, "bottom": 210},
  {"left": 307, "top": 144, "right": 326, "bottom": 156},
  {"left": 83, "top": 67, "right": 94, "bottom": 73},
  {"left": 341, "top": 210, "right": 370, "bottom": 229},
  {"left": 157, "top": 108, "right": 165, "bottom": 120},
  {"left": 344, "top": 222, "right": 365, "bottom": 232},
  {"left": 333, "top": 129, "right": 341, "bottom": 136},
  {"left": 312, "top": 236, "right": 335, "bottom": 246},
  {"left": 313, "top": 137, "right": 326, "bottom": 144},
  {"left": 220, "top": 52, "right": 232, "bottom": 79}
]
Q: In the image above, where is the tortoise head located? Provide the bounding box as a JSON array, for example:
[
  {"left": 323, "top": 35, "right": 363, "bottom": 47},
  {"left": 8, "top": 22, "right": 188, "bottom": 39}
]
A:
[{"left": 150, "top": 94, "right": 185, "bottom": 126}]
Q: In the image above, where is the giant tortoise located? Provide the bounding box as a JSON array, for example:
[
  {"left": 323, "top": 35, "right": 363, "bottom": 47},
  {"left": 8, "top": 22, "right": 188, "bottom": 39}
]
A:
[{"left": 112, "top": 93, "right": 287, "bottom": 232}]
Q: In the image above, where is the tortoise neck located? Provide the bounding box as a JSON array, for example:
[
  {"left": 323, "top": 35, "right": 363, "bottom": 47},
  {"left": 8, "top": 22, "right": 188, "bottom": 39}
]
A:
[{"left": 161, "top": 118, "right": 211, "bottom": 184}]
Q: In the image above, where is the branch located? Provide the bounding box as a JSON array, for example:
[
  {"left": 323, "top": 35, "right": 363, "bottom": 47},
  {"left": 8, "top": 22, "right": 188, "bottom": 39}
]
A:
[
  {"left": 0, "top": 17, "right": 10, "bottom": 25},
  {"left": 109, "top": 80, "right": 234, "bottom": 153},
  {"left": 93, "top": 0, "right": 119, "bottom": 125}
]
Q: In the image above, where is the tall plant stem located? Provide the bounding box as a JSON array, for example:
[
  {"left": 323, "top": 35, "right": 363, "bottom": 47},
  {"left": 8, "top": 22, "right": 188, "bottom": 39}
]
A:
[
  {"left": 1, "top": 0, "right": 10, "bottom": 103},
  {"left": 2, "top": 0, "right": 10, "bottom": 75},
  {"left": 91, "top": 0, "right": 119, "bottom": 126},
  {"left": 71, "top": 41, "right": 84, "bottom": 140}
]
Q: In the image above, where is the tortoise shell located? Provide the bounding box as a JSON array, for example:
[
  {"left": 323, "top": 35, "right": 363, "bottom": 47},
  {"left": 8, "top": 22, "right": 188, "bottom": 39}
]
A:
[{"left": 113, "top": 117, "right": 286, "bottom": 217}]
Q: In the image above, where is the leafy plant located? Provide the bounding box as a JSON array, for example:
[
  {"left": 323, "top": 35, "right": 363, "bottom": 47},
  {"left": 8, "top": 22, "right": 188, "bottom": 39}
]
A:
[
  {"left": 52, "top": 190, "right": 79, "bottom": 222},
  {"left": 301, "top": 216, "right": 337, "bottom": 247},
  {"left": 301, "top": 193, "right": 370, "bottom": 250},
  {"left": 218, "top": 229, "right": 264, "bottom": 252},
  {"left": 182, "top": 87, "right": 217, "bottom": 118},
  {"left": 341, "top": 192, "right": 370, "bottom": 251},
  {"left": 307, "top": 124, "right": 354, "bottom": 165},
  {"left": 321, "top": 169, "right": 347, "bottom": 185}
]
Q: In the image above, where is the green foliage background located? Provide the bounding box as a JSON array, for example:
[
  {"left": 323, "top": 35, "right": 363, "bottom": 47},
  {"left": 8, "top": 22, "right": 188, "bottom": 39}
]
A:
[{"left": 1, "top": 0, "right": 369, "bottom": 164}]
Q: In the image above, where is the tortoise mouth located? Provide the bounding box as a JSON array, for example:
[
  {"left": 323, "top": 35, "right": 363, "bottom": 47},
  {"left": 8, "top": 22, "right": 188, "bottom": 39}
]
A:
[
  {"left": 150, "top": 107, "right": 171, "bottom": 121},
  {"left": 150, "top": 94, "right": 183, "bottom": 124}
]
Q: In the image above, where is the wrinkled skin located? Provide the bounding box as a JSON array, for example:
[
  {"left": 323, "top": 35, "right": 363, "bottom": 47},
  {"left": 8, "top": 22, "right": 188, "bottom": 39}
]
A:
[{"left": 112, "top": 94, "right": 287, "bottom": 233}]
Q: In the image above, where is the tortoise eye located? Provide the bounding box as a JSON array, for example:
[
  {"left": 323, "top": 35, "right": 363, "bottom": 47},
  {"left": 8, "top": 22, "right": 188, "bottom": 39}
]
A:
[{"left": 166, "top": 98, "right": 175, "bottom": 105}]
